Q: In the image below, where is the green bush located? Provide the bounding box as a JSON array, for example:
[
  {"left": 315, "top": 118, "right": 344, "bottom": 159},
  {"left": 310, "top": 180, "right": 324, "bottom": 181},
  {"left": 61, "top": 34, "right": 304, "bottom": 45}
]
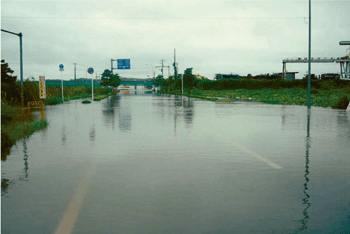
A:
[{"left": 332, "top": 95, "right": 349, "bottom": 109}]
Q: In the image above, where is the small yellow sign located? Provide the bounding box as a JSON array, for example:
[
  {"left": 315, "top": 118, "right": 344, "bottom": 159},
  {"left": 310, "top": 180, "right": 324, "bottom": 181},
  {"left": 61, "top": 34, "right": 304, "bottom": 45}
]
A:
[{"left": 39, "top": 76, "right": 46, "bottom": 99}]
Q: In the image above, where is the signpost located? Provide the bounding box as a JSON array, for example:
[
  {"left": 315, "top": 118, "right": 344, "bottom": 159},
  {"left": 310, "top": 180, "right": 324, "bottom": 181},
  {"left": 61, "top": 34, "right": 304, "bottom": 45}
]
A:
[
  {"left": 39, "top": 76, "right": 46, "bottom": 99},
  {"left": 87, "top": 67, "right": 94, "bottom": 101},
  {"left": 117, "top": 59, "right": 130, "bottom": 69},
  {"left": 59, "top": 64, "right": 64, "bottom": 102}
]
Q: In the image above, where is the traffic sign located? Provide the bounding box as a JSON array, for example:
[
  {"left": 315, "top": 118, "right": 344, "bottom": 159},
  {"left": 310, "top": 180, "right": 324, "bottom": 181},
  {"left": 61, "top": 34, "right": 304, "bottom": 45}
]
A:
[
  {"left": 117, "top": 59, "right": 130, "bottom": 69},
  {"left": 87, "top": 67, "right": 94, "bottom": 74},
  {"left": 39, "top": 76, "right": 46, "bottom": 99},
  {"left": 59, "top": 64, "right": 64, "bottom": 71}
]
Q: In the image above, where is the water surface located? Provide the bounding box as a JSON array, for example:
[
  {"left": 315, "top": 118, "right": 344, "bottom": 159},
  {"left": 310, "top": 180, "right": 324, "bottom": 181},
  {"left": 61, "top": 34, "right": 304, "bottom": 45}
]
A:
[{"left": 2, "top": 91, "right": 350, "bottom": 233}]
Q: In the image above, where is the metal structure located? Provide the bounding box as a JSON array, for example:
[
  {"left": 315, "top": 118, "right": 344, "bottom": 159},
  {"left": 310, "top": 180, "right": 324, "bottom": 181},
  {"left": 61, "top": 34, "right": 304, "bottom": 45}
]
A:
[
  {"left": 111, "top": 59, "right": 117, "bottom": 74},
  {"left": 282, "top": 57, "right": 350, "bottom": 80},
  {"left": 339, "top": 41, "right": 350, "bottom": 80},
  {"left": 145, "top": 64, "right": 155, "bottom": 79},
  {"left": 155, "top": 60, "right": 170, "bottom": 78},
  {"left": 307, "top": 0, "right": 311, "bottom": 107},
  {"left": 120, "top": 78, "right": 153, "bottom": 88},
  {"left": 1, "top": 29, "right": 24, "bottom": 106}
]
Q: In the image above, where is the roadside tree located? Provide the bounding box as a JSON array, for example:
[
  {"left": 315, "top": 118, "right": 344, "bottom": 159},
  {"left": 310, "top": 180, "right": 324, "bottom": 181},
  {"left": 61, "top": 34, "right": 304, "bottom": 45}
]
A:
[
  {"left": 152, "top": 75, "right": 165, "bottom": 88},
  {"left": 184, "top": 68, "right": 195, "bottom": 94},
  {"left": 1, "top": 60, "right": 20, "bottom": 104},
  {"left": 100, "top": 69, "right": 121, "bottom": 89}
]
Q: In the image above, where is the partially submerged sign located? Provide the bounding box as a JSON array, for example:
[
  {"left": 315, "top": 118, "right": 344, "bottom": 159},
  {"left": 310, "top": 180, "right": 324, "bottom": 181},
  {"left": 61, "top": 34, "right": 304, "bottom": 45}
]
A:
[{"left": 39, "top": 76, "right": 46, "bottom": 99}]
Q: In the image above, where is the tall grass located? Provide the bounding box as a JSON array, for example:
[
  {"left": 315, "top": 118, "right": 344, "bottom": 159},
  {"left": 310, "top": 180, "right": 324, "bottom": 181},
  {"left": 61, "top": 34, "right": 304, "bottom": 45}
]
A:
[
  {"left": 1, "top": 80, "right": 114, "bottom": 159},
  {"left": 1, "top": 102, "right": 48, "bottom": 160},
  {"left": 161, "top": 83, "right": 350, "bottom": 108}
]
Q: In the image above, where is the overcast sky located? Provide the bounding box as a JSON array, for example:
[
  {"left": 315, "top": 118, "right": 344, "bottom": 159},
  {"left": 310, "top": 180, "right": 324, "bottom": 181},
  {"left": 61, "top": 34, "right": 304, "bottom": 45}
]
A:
[{"left": 1, "top": 0, "right": 349, "bottom": 81}]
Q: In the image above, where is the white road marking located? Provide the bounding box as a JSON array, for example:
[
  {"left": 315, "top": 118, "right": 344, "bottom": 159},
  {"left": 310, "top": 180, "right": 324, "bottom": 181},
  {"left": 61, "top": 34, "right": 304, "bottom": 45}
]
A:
[{"left": 215, "top": 134, "right": 283, "bottom": 169}]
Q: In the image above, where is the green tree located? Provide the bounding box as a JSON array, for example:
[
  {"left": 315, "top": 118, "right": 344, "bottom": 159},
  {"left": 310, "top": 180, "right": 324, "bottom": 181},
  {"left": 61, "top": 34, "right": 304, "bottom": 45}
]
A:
[
  {"left": 1, "top": 60, "right": 20, "bottom": 104},
  {"left": 152, "top": 75, "right": 165, "bottom": 88},
  {"left": 184, "top": 68, "right": 195, "bottom": 94},
  {"left": 100, "top": 69, "right": 121, "bottom": 88},
  {"left": 109, "top": 74, "right": 121, "bottom": 88}
]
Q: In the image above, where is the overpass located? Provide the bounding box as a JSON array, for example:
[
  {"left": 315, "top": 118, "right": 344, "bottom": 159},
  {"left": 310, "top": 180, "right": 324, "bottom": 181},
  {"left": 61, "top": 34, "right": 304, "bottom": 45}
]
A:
[
  {"left": 282, "top": 41, "right": 350, "bottom": 80},
  {"left": 282, "top": 56, "right": 350, "bottom": 80},
  {"left": 119, "top": 78, "right": 153, "bottom": 88}
]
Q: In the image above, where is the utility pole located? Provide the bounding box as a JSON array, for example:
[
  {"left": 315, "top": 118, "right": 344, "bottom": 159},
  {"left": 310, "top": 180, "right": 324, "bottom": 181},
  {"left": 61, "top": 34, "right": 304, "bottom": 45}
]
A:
[
  {"left": 111, "top": 59, "right": 114, "bottom": 75},
  {"left": 1, "top": 29, "right": 24, "bottom": 107},
  {"left": 307, "top": 0, "right": 311, "bottom": 108},
  {"left": 155, "top": 60, "right": 170, "bottom": 78},
  {"left": 161, "top": 59, "right": 164, "bottom": 77},
  {"left": 173, "top": 48, "right": 178, "bottom": 80},
  {"left": 73, "top": 63, "right": 77, "bottom": 82}
]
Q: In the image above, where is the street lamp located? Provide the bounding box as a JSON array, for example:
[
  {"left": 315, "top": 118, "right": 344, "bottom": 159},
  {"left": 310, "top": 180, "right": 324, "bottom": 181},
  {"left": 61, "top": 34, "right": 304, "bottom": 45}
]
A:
[
  {"left": 1, "top": 29, "right": 24, "bottom": 107},
  {"left": 145, "top": 64, "right": 155, "bottom": 79}
]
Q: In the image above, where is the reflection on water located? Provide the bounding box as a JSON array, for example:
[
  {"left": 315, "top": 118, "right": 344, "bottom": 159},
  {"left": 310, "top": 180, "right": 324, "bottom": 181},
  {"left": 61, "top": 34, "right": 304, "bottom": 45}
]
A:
[
  {"left": 297, "top": 107, "right": 312, "bottom": 233},
  {"left": 118, "top": 104, "right": 132, "bottom": 132},
  {"left": 1, "top": 178, "right": 10, "bottom": 195},
  {"left": 21, "top": 138, "right": 29, "bottom": 181},
  {"left": 336, "top": 112, "right": 350, "bottom": 143},
  {"left": 89, "top": 124, "right": 96, "bottom": 142},
  {"left": 183, "top": 97, "right": 194, "bottom": 128},
  {"left": 61, "top": 124, "right": 67, "bottom": 146},
  {"left": 173, "top": 97, "right": 183, "bottom": 136},
  {"left": 2, "top": 92, "right": 350, "bottom": 233}
]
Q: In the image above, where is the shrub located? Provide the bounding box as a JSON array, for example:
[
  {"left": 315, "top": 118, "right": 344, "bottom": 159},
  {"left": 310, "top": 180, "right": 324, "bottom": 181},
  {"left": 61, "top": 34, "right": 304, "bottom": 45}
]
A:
[{"left": 332, "top": 95, "right": 349, "bottom": 109}]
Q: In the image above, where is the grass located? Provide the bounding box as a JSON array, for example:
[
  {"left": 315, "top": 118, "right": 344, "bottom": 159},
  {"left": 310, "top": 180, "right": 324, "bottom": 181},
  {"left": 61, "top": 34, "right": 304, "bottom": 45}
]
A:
[
  {"left": 332, "top": 95, "right": 350, "bottom": 109},
  {"left": 1, "top": 85, "right": 116, "bottom": 160},
  {"left": 93, "top": 90, "right": 119, "bottom": 101},
  {"left": 161, "top": 88, "right": 350, "bottom": 108},
  {"left": 1, "top": 103, "right": 48, "bottom": 160}
]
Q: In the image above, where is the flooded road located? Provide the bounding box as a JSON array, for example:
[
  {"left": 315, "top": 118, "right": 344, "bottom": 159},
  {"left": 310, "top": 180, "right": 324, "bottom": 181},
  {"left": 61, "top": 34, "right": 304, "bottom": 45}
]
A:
[{"left": 2, "top": 91, "right": 350, "bottom": 233}]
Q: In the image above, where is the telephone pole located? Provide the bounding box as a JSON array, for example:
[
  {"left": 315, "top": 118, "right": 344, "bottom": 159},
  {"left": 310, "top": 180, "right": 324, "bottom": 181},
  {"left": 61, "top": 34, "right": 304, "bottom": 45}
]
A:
[
  {"left": 307, "top": 0, "right": 311, "bottom": 108},
  {"left": 173, "top": 49, "right": 178, "bottom": 79},
  {"left": 73, "top": 63, "right": 77, "bottom": 82},
  {"left": 155, "top": 59, "right": 170, "bottom": 78}
]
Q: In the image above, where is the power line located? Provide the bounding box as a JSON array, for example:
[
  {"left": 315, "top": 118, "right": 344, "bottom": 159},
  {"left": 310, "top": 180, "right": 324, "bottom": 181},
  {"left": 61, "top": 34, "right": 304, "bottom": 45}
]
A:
[{"left": 2, "top": 16, "right": 306, "bottom": 20}]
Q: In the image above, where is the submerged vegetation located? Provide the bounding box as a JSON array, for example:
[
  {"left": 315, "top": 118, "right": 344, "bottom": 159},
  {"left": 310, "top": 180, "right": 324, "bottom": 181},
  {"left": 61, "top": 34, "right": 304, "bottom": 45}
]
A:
[
  {"left": 1, "top": 102, "right": 48, "bottom": 160},
  {"left": 157, "top": 76, "right": 350, "bottom": 108},
  {"left": 82, "top": 100, "right": 92, "bottom": 104},
  {"left": 1, "top": 60, "right": 119, "bottom": 159}
]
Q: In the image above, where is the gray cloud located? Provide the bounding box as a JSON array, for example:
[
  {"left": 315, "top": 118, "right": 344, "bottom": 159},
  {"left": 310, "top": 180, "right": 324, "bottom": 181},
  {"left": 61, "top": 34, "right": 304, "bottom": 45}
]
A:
[{"left": 2, "top": 0, "right": 349, "bottom": 80}]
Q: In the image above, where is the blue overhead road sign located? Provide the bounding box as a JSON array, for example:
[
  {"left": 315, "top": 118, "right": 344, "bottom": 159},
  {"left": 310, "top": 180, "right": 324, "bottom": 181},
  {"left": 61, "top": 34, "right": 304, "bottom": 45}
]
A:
[{"left": 117, "top": 59, "right": 130, "bottom": 69}]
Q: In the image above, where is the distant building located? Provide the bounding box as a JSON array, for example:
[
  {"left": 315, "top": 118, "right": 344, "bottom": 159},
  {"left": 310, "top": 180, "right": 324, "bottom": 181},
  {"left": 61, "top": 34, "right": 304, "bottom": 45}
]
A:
[
  {"left": 215, "top": 73, "right": 240, "bottom": 80},
  {"left": 320, "top": 73, "right": 340, "bottom": 80},
  {"left": 278, "top": 72, "right": 299, "bottom": 81}
]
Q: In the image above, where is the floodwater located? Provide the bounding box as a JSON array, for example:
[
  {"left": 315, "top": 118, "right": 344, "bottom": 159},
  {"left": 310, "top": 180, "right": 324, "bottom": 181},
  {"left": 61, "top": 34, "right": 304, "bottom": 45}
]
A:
[{"left": 2, "top": 91, "right": 350, "bottom": 234}]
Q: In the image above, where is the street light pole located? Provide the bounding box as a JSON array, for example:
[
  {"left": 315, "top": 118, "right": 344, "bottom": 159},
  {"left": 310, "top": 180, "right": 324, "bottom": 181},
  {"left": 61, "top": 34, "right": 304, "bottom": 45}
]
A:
[
  {"left": 19, "top": 32, "right": 23, "bottom": 107},
  {"left": 145, "top": 64, "right": 154, "bottom": 78},
  {"left": 1, "top": 29, "right": 24, "bottom": 106},
  {"left": 307, "top": 0, "right": 312, "bottom": 108}
]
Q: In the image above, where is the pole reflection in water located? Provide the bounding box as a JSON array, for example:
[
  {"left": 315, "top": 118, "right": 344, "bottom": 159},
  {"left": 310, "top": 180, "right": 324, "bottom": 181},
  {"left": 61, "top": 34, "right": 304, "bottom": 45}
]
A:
[
  {"left": 61, "top": 108, "right": 67, "bottom": 146},
  {"left": 183, "top": 97, "right": 194, "bottom": 130},
  {"left": 90, "top": 106, "right": 96, "bottom": 143},
  {"left": 89, "top": 124, "right": 96, "bottom": 142},
  {"left": 102, "top": 95, "right": 118, "bottom": 131},
  {"left": 21, "top": 137, "right": 29, "bottom": 181},
  {"left": 61, "top": 123, "right": 67, "bottom": 146},
  {"left": 173, "top": 96, "right": 183, "bottom": 136},
  {"left": 297, "top": 107, "right": 312, "bottom": 233}
]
